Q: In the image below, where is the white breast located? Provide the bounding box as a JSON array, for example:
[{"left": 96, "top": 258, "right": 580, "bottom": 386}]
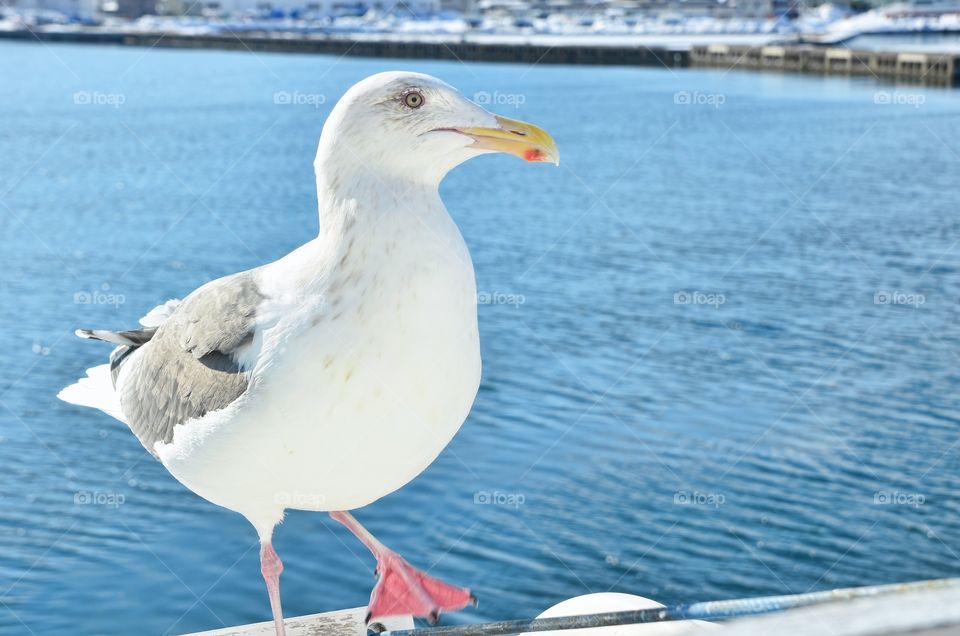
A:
[{"left": 156, "top": 199, "right": 480, "bottom": 531}]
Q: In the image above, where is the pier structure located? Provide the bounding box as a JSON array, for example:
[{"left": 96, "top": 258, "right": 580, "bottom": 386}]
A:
[
  {"left": 122, "top": 32, "right": 690, "bottom": 67},
  {"left": 1, "top": 28, "right": 958, "bottom": 85},
  {"left": 182, "top": 577, "right": 960, "bottom": 635},
  {"left": 691, "top": 43, "right": 960, "bottom": 86}
]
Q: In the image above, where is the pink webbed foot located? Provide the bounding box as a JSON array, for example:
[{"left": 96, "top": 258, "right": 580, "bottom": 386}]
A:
[
  {"left": 328, "top": 511, "right": 476, "bottom": 626},
  {"left": 366, "top": 550, "right": 476, "bottom": 625}
]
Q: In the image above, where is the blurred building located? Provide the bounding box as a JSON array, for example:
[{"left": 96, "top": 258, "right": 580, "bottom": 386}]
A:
[
  {"left": 436, "top": 0, "right": 475, "bottom": 12},
  {"left": 18, "top": 0, "right": 798, "bottom": 20},
  {"left": 181, "top": 0, "right": 440, "bottom": 14},
  {"left": 15, "top": 0, "right": 100, "bottom": 16},
  {"left": 479, "top": 0, "right": 798, "bottom": 17},
  {"left": 100, "top": 0, "right": 157, "bottom": 16}
]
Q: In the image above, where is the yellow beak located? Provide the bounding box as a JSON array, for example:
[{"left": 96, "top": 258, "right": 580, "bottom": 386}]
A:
[{"left": 454, "top": 115, "right": 559, "bottom": 165}]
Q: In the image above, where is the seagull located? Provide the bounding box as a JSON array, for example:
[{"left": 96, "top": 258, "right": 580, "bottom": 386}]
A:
[{"left": 58, "top": 71, "right": 558, "bottom": 635}]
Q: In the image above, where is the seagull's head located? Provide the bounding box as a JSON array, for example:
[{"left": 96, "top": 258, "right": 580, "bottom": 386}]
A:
[{"left": 315, "top": 71, "right": 559, "bottom": 184}]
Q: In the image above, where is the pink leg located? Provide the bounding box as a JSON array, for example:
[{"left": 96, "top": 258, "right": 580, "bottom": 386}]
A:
[
  {"left": 260, "top": 541, "right": 286, "bottom": 636},
  {"left": 330, "top": 511, "right": 476, "bottom": 624}
]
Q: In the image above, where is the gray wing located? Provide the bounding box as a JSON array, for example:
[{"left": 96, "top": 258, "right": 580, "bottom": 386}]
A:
[{"left": 90, "top": 271, "right": 264, "bottom": 457}]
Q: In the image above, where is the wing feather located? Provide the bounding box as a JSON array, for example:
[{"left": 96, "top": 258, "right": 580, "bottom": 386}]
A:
[
  {"left": 64, "top": 271, "right": 265, "bottom": 458},
  {"left": 118, "top": 270, "right": 264, "bottom": 456}
]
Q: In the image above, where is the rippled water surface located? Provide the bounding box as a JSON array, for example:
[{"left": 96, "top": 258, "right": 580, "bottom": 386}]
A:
[{"left": 1, "top": 40, "right": 959, "bottom": 635}]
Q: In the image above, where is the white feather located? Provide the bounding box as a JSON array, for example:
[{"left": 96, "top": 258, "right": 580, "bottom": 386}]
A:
[
  {"left": 59, "top": 299, "right": 181, "bottom": 423},
  {"left": 139, "top": 298, "right": 181, "bottom": 328},
  {"left": 57, "top": 364, "right": 127, "bottom": 423}
]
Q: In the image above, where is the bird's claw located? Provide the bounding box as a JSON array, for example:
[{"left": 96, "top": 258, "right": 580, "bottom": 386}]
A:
[{"left": 364, "top": 551, "right": 474, "bottom": 625}]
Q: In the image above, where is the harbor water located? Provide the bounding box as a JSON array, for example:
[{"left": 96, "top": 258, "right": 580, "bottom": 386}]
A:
[{"left": 1, "top": 40, "right": 959, "bottom": 634}]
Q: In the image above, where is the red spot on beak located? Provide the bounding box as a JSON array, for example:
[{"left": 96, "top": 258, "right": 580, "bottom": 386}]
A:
[{"left": 523, "top": 148, "right": 544, "bottom": 162}]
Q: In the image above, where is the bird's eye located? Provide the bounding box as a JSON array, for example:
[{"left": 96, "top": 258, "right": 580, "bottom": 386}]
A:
[{"left": 402, "top": 90, "right": 424, "bottom": 109}]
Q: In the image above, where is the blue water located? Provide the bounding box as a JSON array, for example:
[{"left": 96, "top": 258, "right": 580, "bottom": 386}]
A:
[{"left": 1, "top": 40, "right": 960, "bottom": 635}]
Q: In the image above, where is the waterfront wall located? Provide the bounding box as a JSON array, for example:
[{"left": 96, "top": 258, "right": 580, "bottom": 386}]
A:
[
  {"left": 120, "top": 32, "right": 690, "bottom": 67},
  {"left": 691, "top": 43, "right": 960, "bottom": 86},
  {"left": 1, "top": 29, "right": 957, "bottom": 86}
]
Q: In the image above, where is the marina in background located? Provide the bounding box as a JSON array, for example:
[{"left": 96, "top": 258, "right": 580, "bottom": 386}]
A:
[{"left": 3, "top": 0, "right": 960, "bottom": 84}]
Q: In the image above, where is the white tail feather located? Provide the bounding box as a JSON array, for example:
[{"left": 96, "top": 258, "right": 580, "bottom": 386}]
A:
[
  {"left": 61, "top": 299, "right": 178, "bottom": 423},
  {"left": 139, "top": 298, "right": 180, "bottom": 328},
  {"left": 58, "top": 364, "right": 127, "bottom": 424}
]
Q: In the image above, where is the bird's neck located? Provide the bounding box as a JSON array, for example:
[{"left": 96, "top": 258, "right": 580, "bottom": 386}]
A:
[
  {"left": 314, "top": 161, "right": 444, "bottom": 241},
  {"left": 265, "top": 158, "right": 453, "bottom": 297},
  {"left": 265, "top": 162, "right": 463, "bottom": 299}
]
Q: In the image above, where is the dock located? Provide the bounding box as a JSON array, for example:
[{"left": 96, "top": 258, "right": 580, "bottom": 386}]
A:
[
  {"left": 691, "top": 43, "right": 960, "bottom": 86},
  {"left": 179, "top": 577, "right": 960, "bottom": 635},
  {"left": 1, "top": 28, "right": 958, "bottom": 86},
  {"left": 183, "top": 607, "right": 412, "bottom": 635}
]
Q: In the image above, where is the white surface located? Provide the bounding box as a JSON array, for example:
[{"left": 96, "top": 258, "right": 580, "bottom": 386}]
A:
[
  {"left": 720, "top": 581, "right": 960, "bottom": 636},
  {"left": 521, "top": 593, "right": 717, "bottom": 635},
  {"left": 182, "top": 606, "right": 413, "bottom": 635}
]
